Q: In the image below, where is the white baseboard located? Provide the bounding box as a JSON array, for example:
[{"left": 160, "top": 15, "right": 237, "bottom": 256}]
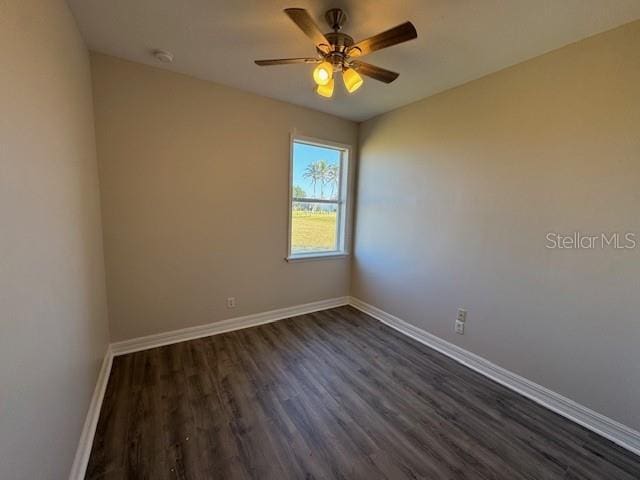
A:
[
  {"left": 348, "top": 296, "right": 640, "bottom": 457},
  {"left": 70, "top": 294, "right": 639, "bottom": 479},
  {"left": 69, "top": 346, "right": 114, "bottom": 480},
  {"left": 110, "top": 296, "right": 350, "bottom": 356},
  {"left": 69, "top": 296, "right": 348, "bottom": 479}
]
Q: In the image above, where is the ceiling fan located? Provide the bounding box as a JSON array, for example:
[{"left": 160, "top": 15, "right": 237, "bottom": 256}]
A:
[{"left": 254, "top": 8, "right": 417, "bottom": 98}]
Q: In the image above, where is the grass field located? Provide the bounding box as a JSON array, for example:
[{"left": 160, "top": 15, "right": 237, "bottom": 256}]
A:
[{"left": 291, "top": 210, "right": 337, "bottom": 252}]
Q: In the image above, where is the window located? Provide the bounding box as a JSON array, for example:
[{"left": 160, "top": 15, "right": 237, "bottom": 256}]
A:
[{"left": 287, "top": 136, "right": 351, "bottom": 260}]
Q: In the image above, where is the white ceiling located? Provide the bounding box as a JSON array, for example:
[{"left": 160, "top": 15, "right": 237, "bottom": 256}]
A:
[{"left": 67, "top": 0, "right": 640, "bottom": 121}]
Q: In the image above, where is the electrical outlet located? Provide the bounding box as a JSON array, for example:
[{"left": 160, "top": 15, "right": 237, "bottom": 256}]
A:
[
  {"left": 457, "top": 308, "right": 467, "bottom": 322},
  {"left": 227, "top": 297, "right": 236, "bottom": 308},
  {"left": 455, "top": 319, "right": 465, "bottom": 335}
]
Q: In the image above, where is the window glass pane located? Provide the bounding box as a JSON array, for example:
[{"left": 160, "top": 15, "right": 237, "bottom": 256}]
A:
[
  {"left": 292, "top": 142, "right": 341, "bottom": 201},
  {"left": 291, "top": 201, "right": 338, "bottom": 254}
]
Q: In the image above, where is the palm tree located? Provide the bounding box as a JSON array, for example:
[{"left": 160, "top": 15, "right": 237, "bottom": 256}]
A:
[
  {"left": 303, "top": 163, "right": 320, "bottom": 197},
  {"left": 325, "top": 164, "right": 339, "bottom": 199},
  {"left": 303, "top": 160, "right": 331, "bottom": 198},
  {"left": 316, "top": 160, "right": 329, "bottom": 198},
  {"left": 301, "top": 160, "right": 340, "bottom": 210}
]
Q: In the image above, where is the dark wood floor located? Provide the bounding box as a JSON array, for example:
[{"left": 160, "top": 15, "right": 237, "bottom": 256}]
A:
[{"left": 87, "top": 306, "right": 640, "bottom": 479}]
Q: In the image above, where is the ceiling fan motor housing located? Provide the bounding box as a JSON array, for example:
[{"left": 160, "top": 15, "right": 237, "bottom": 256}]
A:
[
  {"left": 322, "top": 31, "right": 355, "bottom": 71},
  {"left": 325, "top": 32, "right": 354, "bottom": 51},
  {"left": 321, "top": 8, "right": 357, "bottom": 71}
]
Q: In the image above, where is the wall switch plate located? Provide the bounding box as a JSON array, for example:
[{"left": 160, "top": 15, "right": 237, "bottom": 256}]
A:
[
  {"left": 455, "top": 319, "right": 465, "bottom": 335},
  {"left": 457, "top": 308, "right": 467, "bottom": 322},
  {"left": 227, "top": 297, "right": 236, "bottom": 308}
]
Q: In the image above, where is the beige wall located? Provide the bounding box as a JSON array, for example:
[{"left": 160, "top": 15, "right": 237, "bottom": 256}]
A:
[
  {"left": 91, "top": 54, "right": 358, "bottom": 341},
  {"left": 0, "top": 1, "right": 110, "bottom": 479},
  {"left": 353, "top": 21, "right": 640, "bottom": 430}
]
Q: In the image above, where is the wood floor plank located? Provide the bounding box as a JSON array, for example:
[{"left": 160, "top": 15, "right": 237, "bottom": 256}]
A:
[{"left": 86, "top": 306, "right": 640, "bottom": 479}]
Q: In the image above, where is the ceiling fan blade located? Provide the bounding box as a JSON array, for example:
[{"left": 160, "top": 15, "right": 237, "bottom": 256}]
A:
[
  {"left": 348, "top": 22, "right": 417, "bottom": 57},
  {"left": 350, "top": 61, "right": 399, "bottom": 83},
  {"left": 255, "top": 58, "right": 319, "bottom": 66},
  {"left": 284, "top": 8, "right": 331, "bottom": 51}
]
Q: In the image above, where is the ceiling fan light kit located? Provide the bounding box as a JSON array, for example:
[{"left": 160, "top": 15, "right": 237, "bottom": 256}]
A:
[
  {"left": 315, "top": 78, "right": 335, "bottom": 98},
  {"left": 313, "top": 61, "right": 334, "bottom": 86},
  {"left": 343, "top": 68, "right": 363, "bottom": 93},
  {"left": 255, "top": 8, "right": 417, "bottom": 99}
]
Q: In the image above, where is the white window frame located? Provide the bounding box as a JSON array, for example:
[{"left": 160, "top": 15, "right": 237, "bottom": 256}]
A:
[{"left": 286, "top": 134, "right": 352, "bottom": 262}]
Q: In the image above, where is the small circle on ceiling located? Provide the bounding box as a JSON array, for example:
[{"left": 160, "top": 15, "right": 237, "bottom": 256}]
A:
[{"left": 152, "top": 50, "right": 174, "bottom": 63}]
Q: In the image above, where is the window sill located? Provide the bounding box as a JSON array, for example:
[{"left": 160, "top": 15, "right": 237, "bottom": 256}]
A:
[{"left": 285, "top": 252, "right": 350, "bottom": 263}]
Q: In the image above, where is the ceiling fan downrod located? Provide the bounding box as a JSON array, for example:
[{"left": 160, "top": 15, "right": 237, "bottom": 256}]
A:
[{"left": 325, "top": 8, "right": 348, "bottom": 32}]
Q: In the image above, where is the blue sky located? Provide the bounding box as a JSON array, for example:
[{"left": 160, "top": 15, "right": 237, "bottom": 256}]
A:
[{"left": 292, "top": 142, "right": 341, "bottom": 199}]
